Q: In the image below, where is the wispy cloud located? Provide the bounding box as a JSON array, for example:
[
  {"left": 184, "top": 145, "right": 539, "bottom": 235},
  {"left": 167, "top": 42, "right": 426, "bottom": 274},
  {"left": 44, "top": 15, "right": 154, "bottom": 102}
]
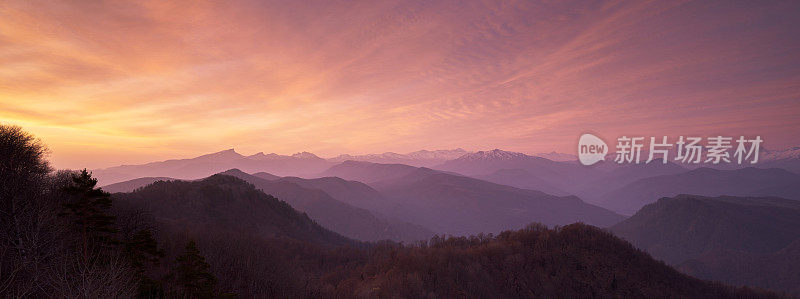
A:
[{"left": 1, "top": 0, "right": 798, "bottom": 168}]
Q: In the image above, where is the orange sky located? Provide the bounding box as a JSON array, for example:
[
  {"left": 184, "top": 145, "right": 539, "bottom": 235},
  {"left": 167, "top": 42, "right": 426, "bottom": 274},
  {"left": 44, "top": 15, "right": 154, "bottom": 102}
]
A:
[{"left": 1, "top": 0, "right": 799, "bottom": 169}]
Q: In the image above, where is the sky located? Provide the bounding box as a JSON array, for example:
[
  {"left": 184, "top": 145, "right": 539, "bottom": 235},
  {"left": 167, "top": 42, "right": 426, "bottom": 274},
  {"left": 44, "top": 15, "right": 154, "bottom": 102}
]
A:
[{"left": 1, "top": 0, "right": 799, "bottom": 169}]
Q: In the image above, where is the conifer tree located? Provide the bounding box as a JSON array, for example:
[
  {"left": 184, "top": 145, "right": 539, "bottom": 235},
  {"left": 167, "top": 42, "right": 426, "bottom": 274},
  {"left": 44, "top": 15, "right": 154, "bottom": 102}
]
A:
[
  {"left": 172, "top": 240, "right": 217, "bottom": 298},
  {"left": 61, "top": 169, "right": 117, "bottom": 252},
  {"left": 124, "top": 229, "right": 165, "bottom": 297}
]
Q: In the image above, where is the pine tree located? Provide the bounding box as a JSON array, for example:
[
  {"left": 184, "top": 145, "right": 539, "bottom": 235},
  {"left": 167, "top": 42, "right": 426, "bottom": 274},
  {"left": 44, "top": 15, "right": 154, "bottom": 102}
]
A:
[
  {"left": 61, "top": 169, "right": 117, "bottom": 253},
  {"left": 172, "top": 240, "right": 217, "bottom": 298},
  {"left": 124, "top": 229, "right": 165, "bottom": 297}
]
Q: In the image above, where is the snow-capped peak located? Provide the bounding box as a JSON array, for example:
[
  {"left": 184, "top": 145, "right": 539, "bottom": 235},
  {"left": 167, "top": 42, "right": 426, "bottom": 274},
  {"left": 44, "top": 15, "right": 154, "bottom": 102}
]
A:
[
  {"left": 762, "top": 146, "right": 800, "bottom": 161},
  {"left": 291, "top": 151, "right": 321, "bottom": 159},
  {"left": 457, "top": 149, "right": 529, "bottom": 161},
  {"left": 406, "top": 148, "right": 469, "bottom": 160}
]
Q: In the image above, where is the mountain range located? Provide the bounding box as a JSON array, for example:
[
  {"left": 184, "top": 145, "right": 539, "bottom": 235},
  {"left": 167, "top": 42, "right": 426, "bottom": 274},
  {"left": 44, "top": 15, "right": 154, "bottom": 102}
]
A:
[
  {"left": 106, "top": 170, "right": 432, "bottom": 243},
  {"left": 328, "top": 149, "right": 470, "bottom": 167},
  {"left": 96, "top": 146, "right": 800, "bottom": 220},
  {"left": 611, "top": 194, "right": 800, "bottom": 295},
  {"left": 113, "top": 179, "right": 772, "bottom": 297},
  {"left": 18, "top": 135, "right": 800, "bottom": 296},
  {"left": 92, "top": 149, "right": 333, "bottom": 185},
  {"left": 219, "top": 169, "right": 434, "bottom": 242},
  {"left": 322, "top": 161, "right": 624, "bottom": 235}
]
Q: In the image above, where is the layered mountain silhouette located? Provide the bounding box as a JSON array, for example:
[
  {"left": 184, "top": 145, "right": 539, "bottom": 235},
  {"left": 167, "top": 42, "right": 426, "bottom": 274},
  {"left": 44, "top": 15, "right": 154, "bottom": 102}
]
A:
[
  {"left": 471, "top": 160, "right": 686, "bottom": 199},
  {"left": 432, "top": 150, "right": 693, "bottom": 206},
  {"left": 92, "top": 149, "right": 333, "bottom": 185},
  {"left": 434, "top": 149, "right": 560, "bottom": 175},
  {"left": 319, "top": 160, "right": 422, "bottom": 183},
  {"left": 433, "top": 149, "right": 605, "bottom": 194},
  {"left": 611, "top": 194, "right": 800, "bottom": 295},
  {"left": 113, "top": 174, "right": 351, "bottom": 246},
  {"left": 103, "top": 176, "right": 176, "bottom": 193},
  {"left": 474, "top": 168, "right": 569, "bottom": 196},
  {"left": 322, "top": 160, "right": 624, "bottom": 235},
  {"left": 106, "top": 169, "right": 433, "bottom": 242},
  {"left": 758, "top": 146, "right": 800, "bottom": 174},
  {"left": 273, "top": 175, "right": 386, "bottom": 212},
  {"left": 96, "top": 147, "right": 800, "bottom": 223},
  {"left": 218, "top": 169, "right": 433, "bottom": 242},
  {"left": 598, "top": 167, "right": 800, "bottom": 215},
  {"left": 534, "top": 151, "right": 577, "bottom": 161},
  {"left": 573, "top": 160, "right": 687, "bottom": 204},
  {"left": 251, "top": 171, "right": 280, "bottom": 180}
]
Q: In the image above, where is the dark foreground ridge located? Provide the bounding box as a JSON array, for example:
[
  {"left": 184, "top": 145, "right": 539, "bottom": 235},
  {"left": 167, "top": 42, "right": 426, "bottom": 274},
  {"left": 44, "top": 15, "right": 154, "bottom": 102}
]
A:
[{"left": 114, "top": 174, "right": 354, "bottom": 246}]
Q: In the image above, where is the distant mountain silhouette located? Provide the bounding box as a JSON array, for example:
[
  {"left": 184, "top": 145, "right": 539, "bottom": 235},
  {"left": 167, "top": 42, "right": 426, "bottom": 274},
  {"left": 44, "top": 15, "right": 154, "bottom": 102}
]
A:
[
  {"left": 598, "top": 167, "right": 800, "bottom": 215},
  {"left": 433, "top": 149, "right": 605, "bottom": 194},
  {"left": 434, "top": 149, "right": 542, "bottom": 174},
  {"left": 274, "top": 176, "right": 387, "bottom": 212},
  {"left": 320, "top": 160, "right": 421, "bottom": 183},
  {"left": 92, "top": 149, "right": 333, "bottom": 185},
  {"left": 575, "top": 159, "right": 687, "bottom": 204},
  {"left": 251, "top": 171, "right": 280, "bottom": 180},
  {"left": 675, "top": 146, "right": 800, "bottom": 174},
  {"left": 323, "top": 161, "right": 624, "bottom": 235},
  {"left": 113, "top": 174, "right": 351, "bottom": 246},
  {"left": 762, "top": 146, "right": 800, "bottom": 161},
  {"left": 611, "top": 194, "right": 800, "bottom": 295},
  {"left": 328, "top": 149, "right": 469, "bottom": 167},
  {"left": 94, "top": 147, "right": 800, "bottom": 220},
  {"left": 102, "top": 176, "right": 177, "bottom": 193},
  {"left": 757, "top": 146, "right": 800, "bottom": 174},
  {"left": 219, "top": 169, "right": 433, "bottom": 243},
  {"left": 474, "top": 169, "right": 569, "bottom": 196},
  {"left": 534, "top": 151, "right": 577, "bottom": 161}
]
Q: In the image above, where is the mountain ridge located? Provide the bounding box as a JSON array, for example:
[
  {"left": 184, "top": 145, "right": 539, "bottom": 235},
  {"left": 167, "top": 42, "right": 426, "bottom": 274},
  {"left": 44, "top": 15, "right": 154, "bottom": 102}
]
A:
[
  {"left": 610, "top": 194, "right": 800, "bottom": 295},
  {"left": 324, "top": 160, "right": 625, "bottom": 235}
]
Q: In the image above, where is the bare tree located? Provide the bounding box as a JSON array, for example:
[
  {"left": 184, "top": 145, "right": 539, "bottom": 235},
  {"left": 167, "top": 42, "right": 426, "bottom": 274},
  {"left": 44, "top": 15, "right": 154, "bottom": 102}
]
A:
[
  {"left": 48, "top": 248, "right": 136, "bottom": 298},
  {"left": 0, "top": 124, "right": 53, "bottom": 297}
]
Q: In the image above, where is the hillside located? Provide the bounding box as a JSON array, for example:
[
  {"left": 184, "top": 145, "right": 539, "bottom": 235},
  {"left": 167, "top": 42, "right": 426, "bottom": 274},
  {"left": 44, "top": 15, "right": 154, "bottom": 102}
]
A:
[
  {"left": 102, "top": 176, "right": 177, "bottom": 193},
  {"left": 474, "top": 168, "right": 569, "bottom": 196},
  {"left": 324, "top": 161, "right": 625, "bottom": 235},
  {"left": 320, "top": 160, "right": 421, "bottom": 183},
  {"left": 677, "top": 239, "right": 800, "bottom": 296},
  {"left": 275, "top": 176, "right": 387, "bottom": 211},
  {"left": 113, "top": 174, "right": 351, "bottom": 246},
  {"left": 219, "top": 169, "right": 434, "bottom": 242},
  {"left": 574, "top": 160, "right": 687, "bottom": 203},
  {"left": 109, "top": 176, "right": 772, "bottom": 297},
  {"left": 329, "top": 223, "right": 775, "bottom": 298},
  {"left": 611, "top": 194, "right": 800, "bottom": 294}
]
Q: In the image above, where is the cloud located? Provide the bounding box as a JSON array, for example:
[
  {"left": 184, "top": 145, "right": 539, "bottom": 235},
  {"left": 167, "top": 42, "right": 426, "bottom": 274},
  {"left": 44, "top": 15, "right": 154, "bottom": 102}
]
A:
[{"left": 0, "top": 0, "right": 798, "bottom": 168}]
